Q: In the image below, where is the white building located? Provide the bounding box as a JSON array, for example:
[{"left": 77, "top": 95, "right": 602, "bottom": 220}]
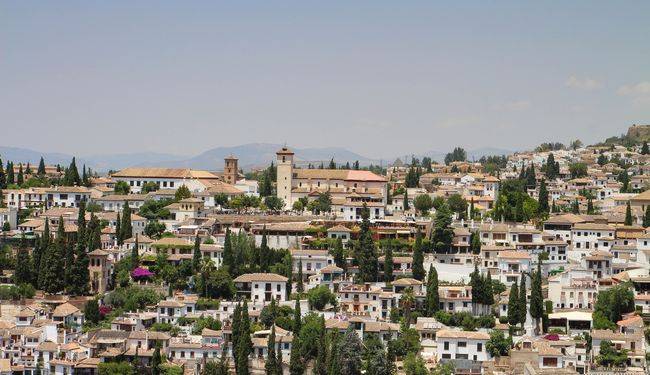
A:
[
  {"left": 0, "top": 207, "right": 18, "bottom": 230},
  {"left": 435, "top": 329, "right": 490, "bottom": 362},
  {"left": 111, "top": 167, "right": 222, "bottom": 194},
  {"left": 233, "top": 273, "right": 289, "bottom": 303}
]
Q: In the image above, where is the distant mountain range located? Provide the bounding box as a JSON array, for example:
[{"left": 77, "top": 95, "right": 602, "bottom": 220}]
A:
[{"left": 0, "top": 144, "right": 514, "bottom": 172}]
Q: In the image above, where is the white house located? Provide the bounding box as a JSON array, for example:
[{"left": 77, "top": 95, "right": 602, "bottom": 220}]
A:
[
  {"left": 436, "top": 329, "right": 490, "bottom": 363},
  {"left": 233, "top": 273, "right": 289, "bottom": 303}
]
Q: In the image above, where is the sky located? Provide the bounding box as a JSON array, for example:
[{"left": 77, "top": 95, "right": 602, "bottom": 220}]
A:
[{"left": 1, "top": 1, "right": 649, "bottom": 159}]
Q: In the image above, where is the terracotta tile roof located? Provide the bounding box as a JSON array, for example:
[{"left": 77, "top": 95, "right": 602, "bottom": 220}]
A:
[
  {"left": 233, "top": 273, "right": 288, "bottom": 283},
  {"left": 436, "top": 329, "right": 489, "bottom": 340},
  {"left": 112, "top": 168, "right": 219, "bottom": 179}
]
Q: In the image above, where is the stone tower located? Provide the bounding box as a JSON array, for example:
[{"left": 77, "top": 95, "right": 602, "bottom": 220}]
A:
[
  {"left": 276, "top": 146, "right": 294, "bottom": 208},
  {"left": 224, "top": 155, "right": 238, "bottom": 185}
]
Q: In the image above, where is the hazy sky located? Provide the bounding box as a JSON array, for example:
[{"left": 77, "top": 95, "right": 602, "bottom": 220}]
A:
[{"left": 1, "top": 1, "right": 649, "bottom": 159}]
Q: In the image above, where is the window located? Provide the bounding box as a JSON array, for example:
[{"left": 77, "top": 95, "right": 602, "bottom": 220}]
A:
[
  {"left": 443, "top": 342, "right": 449, "bottom": 350},
  {"left": 458, "top": 342, "right": 467, "bottom": 348},
  {"left": 477, "top": 343, "right": 482, "bottom": 352}
]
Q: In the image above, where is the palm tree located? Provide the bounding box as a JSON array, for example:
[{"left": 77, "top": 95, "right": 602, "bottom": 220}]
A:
[{"left": 400, "top": 287, "right": 416, "bottom": 326}]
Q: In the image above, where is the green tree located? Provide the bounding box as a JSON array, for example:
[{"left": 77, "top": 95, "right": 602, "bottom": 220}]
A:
[
  {"left": 192, "top": 234, "right": 202, "bottom": 272},
  {"left": 507, "top": 282, "right": 520, "bottom": 326},
  {"left": 486, "top": 330, "right": 510, "bottom": 357},
  {"left": 383, "top": 243, "right": 393, "bottom": 283},
  {"left": 14, "top": 235, "right": 33, "bottom": 285},
  {"left": 121, "top": 203, "right": 133, "bottom": 241},
  {"left": 114, "top": 181, "right": 130, "bottom": 195},
  {"left": 518, "top": 273, "right": 527, "bottom": 327},
  {"left": 131, "top": 235, "right": 140, "bottom": 270},
  {"left": 411, "top": 230, "right": 425, "bottom": 281},
  {"left": 236, "top": 300, "right": 252, "bottom": 375},
  {"left": 40, "top": 217, "right": 66, "bottom": 293},
  {"left": 643, "top": 205, "right": 650, "bottom": 227},
  {"left": 151, "top": 343, "right": 163, "bottom": 375},
  {"left": 307, "top": 285, "right": 337, "bottom": 311},
  {"left": 85, "top": 298, "right": 101, "bottom": 325},
  {"left": 37, "top": 157, "right": 46, "bottom": 176},
  {"left": 431, "top": 203, "right": 454, "bottom": 253},
  {"left": 115, "top": 211, "right": 122, "bottom": 245},
  {"left": 314, "top": 317, "right": 328, "bottom": 375},
  {"left": 265, "top": 325, "right": 280, "bottom": 375},
  {"left": 332, "top": 237, "right": 346, "bottom": 272},
  {"left": 425, "top": 264, "right": 439, "bottom": 316},
  {"left": 339, "top": 326, "right": 363, "bottom": 375},
  {"left": 594, "top": 283, "right": 635, "bottom": 326},
  {"left": 447, "top": 194, "right": 468, "bottom": 219},
  {"left": 403, "top": 189, "right": 409, "bottom": 211},
  {"left": 625, "top": 201, "right": 633, "bottom": 225},
  {"left": 174, "top": 185, "right": 191, "bottom": 201},
  {"left": 596, "top": 340, "right": 629, "bottom": 368},
  {"left": 264, "top": 196, "right": 285, "bottom": 212},
  {"left": 413, "top": 194, "right": 433, "bottom": 215},
  {"left": 642, "top": 141, "right": 650, "bottom": 155},
  {"left": 403, "top": 353, "right": 427, "bottom": 375},
  {"left": 537, "top": 179, "right": 549, "bottom": 215},
  {"left": 64, "top": 157, "right": 81, "bottom": 186},
  {"left": 529, "top": 262, "right": 544, "bottom": 333},
  {"left": 356, "top": 204, "right": 378, "bottom": 282},
  {"left": 289, "top": 335, "right": 305, "bottom": 375}
]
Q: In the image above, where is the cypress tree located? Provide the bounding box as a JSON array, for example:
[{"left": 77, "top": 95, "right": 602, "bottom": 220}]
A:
[
  {"left": 383, "top": 243, "right": 393, "bottom": 283},
  {"left": 625, "top": 201, "right": 633, "bottom": 225},
  {"left": 237, "top": 300, "right": 252, "bottom": 375},
  {"left": 115, "top": 212, "right": 122, "bottom": 245},
  {"left": 412, "top": 230, "right": 425, "bottom": 281},
  {"left": 297, "top": 260, "right": 304, "bottom": 294},
  {"left": 507, "top": 282, "right": 520, "bottom": 326},
  {"left": 68, "top": 231, "right": 90, "bottom": 296},
  {"left": 538, "top": 179, "right": 549, "bottom": 214},
  {"left": 425, "top": 264, "right": 439, "bottom": 316},
  {"left": 31, "top": 235, "right": 43, "bottom": 286},
  {"left": 65, "top": 157, "right": 81, "bottom": 186},
  {"left": 6, "top": 161, "right": 14, "bottom": 185},
  {"left": 289, "top": 335, "right": 305, "bottom": 375},
  {"left": 131, "top": 234, "right": 139, "bottom": 270},
  {"left": 14, "top": 235, "right": 33, "bottom": 285},
  {"left": 587, "top": 198, "right": 595, "bottom": 215},
  {"left": 260, "top": 226, "right": 269, "bottom": 272},
  {"left": 266, "top": 325, "right": 279, "bottom": 375},
  {"left": 356, "top": 203, "right": 378, "bottom": 282},
  {"left": 121, "top": 202, "right": 132, "bottom": 240},
  {"left": 37, "top": 157, "right": 46, "bottom": 176},
  {"left": 151, "top": 343, "right": 162, "bottom": 375},
  {"left": 0, "top": 158, "right": 5, "bottom": 188},
  {"left": 484, "top": 269, "right": 494, "bottom": 305},
  {"left": 333, "top": 237, "right": 346, "bottom": 272},
  {"left": 327, "top": 330, "right": 341, "bottom": 375},
  {"left": 87, "top": 214, "right": 101, "bottom": 251},
  {"left": 642, "top": 141, "right": 650, "bottom": 155},
  {"left": 77, "top": 201, "right": 86, "bottom": 244},
  {"left": 470, "top": 264, "right": 482, "bottom": 308},
  {"left": 16, "top": 164, "right": 24, "bottom": 185},
  {"left": 293, "top": 297, "right": 301, "bottom": 335},
  {"left": 643, "top": 205, "right": 650, "bottom": 228},
  {"left": 314, "top": 317, "right": 327, "bottom": 375},
  {"left": 231, "top": 302, "right": 242, "bottom": 349},
  {"left": 403, "top": 189, "right": 409, "bottom": 211},
  {"left": 82, "top": 165, "right": 90, "bottom": 187},
  {"left": 37, "top": 221, "right": 51, "bottom": 288},
  {"left": 518, "top": 273, "right": 527, "bottom": 327},
  {"left": 222, "top": 228, "right": 233, "bottom": 270},
  {"left": 530, "top": 262, "right": 544, "bottom": 320},
  {"left": 41, "top": 217, "right": 66, "bottom": 293},
  {"left": 192, "top": 234, "right": 201, "bottom": 272},
  {"left": 64, "top": 238, "right": 75, "bottom": 290},
  {"left": 545, "top": 153, "right": 557, "bottom": 180}
]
